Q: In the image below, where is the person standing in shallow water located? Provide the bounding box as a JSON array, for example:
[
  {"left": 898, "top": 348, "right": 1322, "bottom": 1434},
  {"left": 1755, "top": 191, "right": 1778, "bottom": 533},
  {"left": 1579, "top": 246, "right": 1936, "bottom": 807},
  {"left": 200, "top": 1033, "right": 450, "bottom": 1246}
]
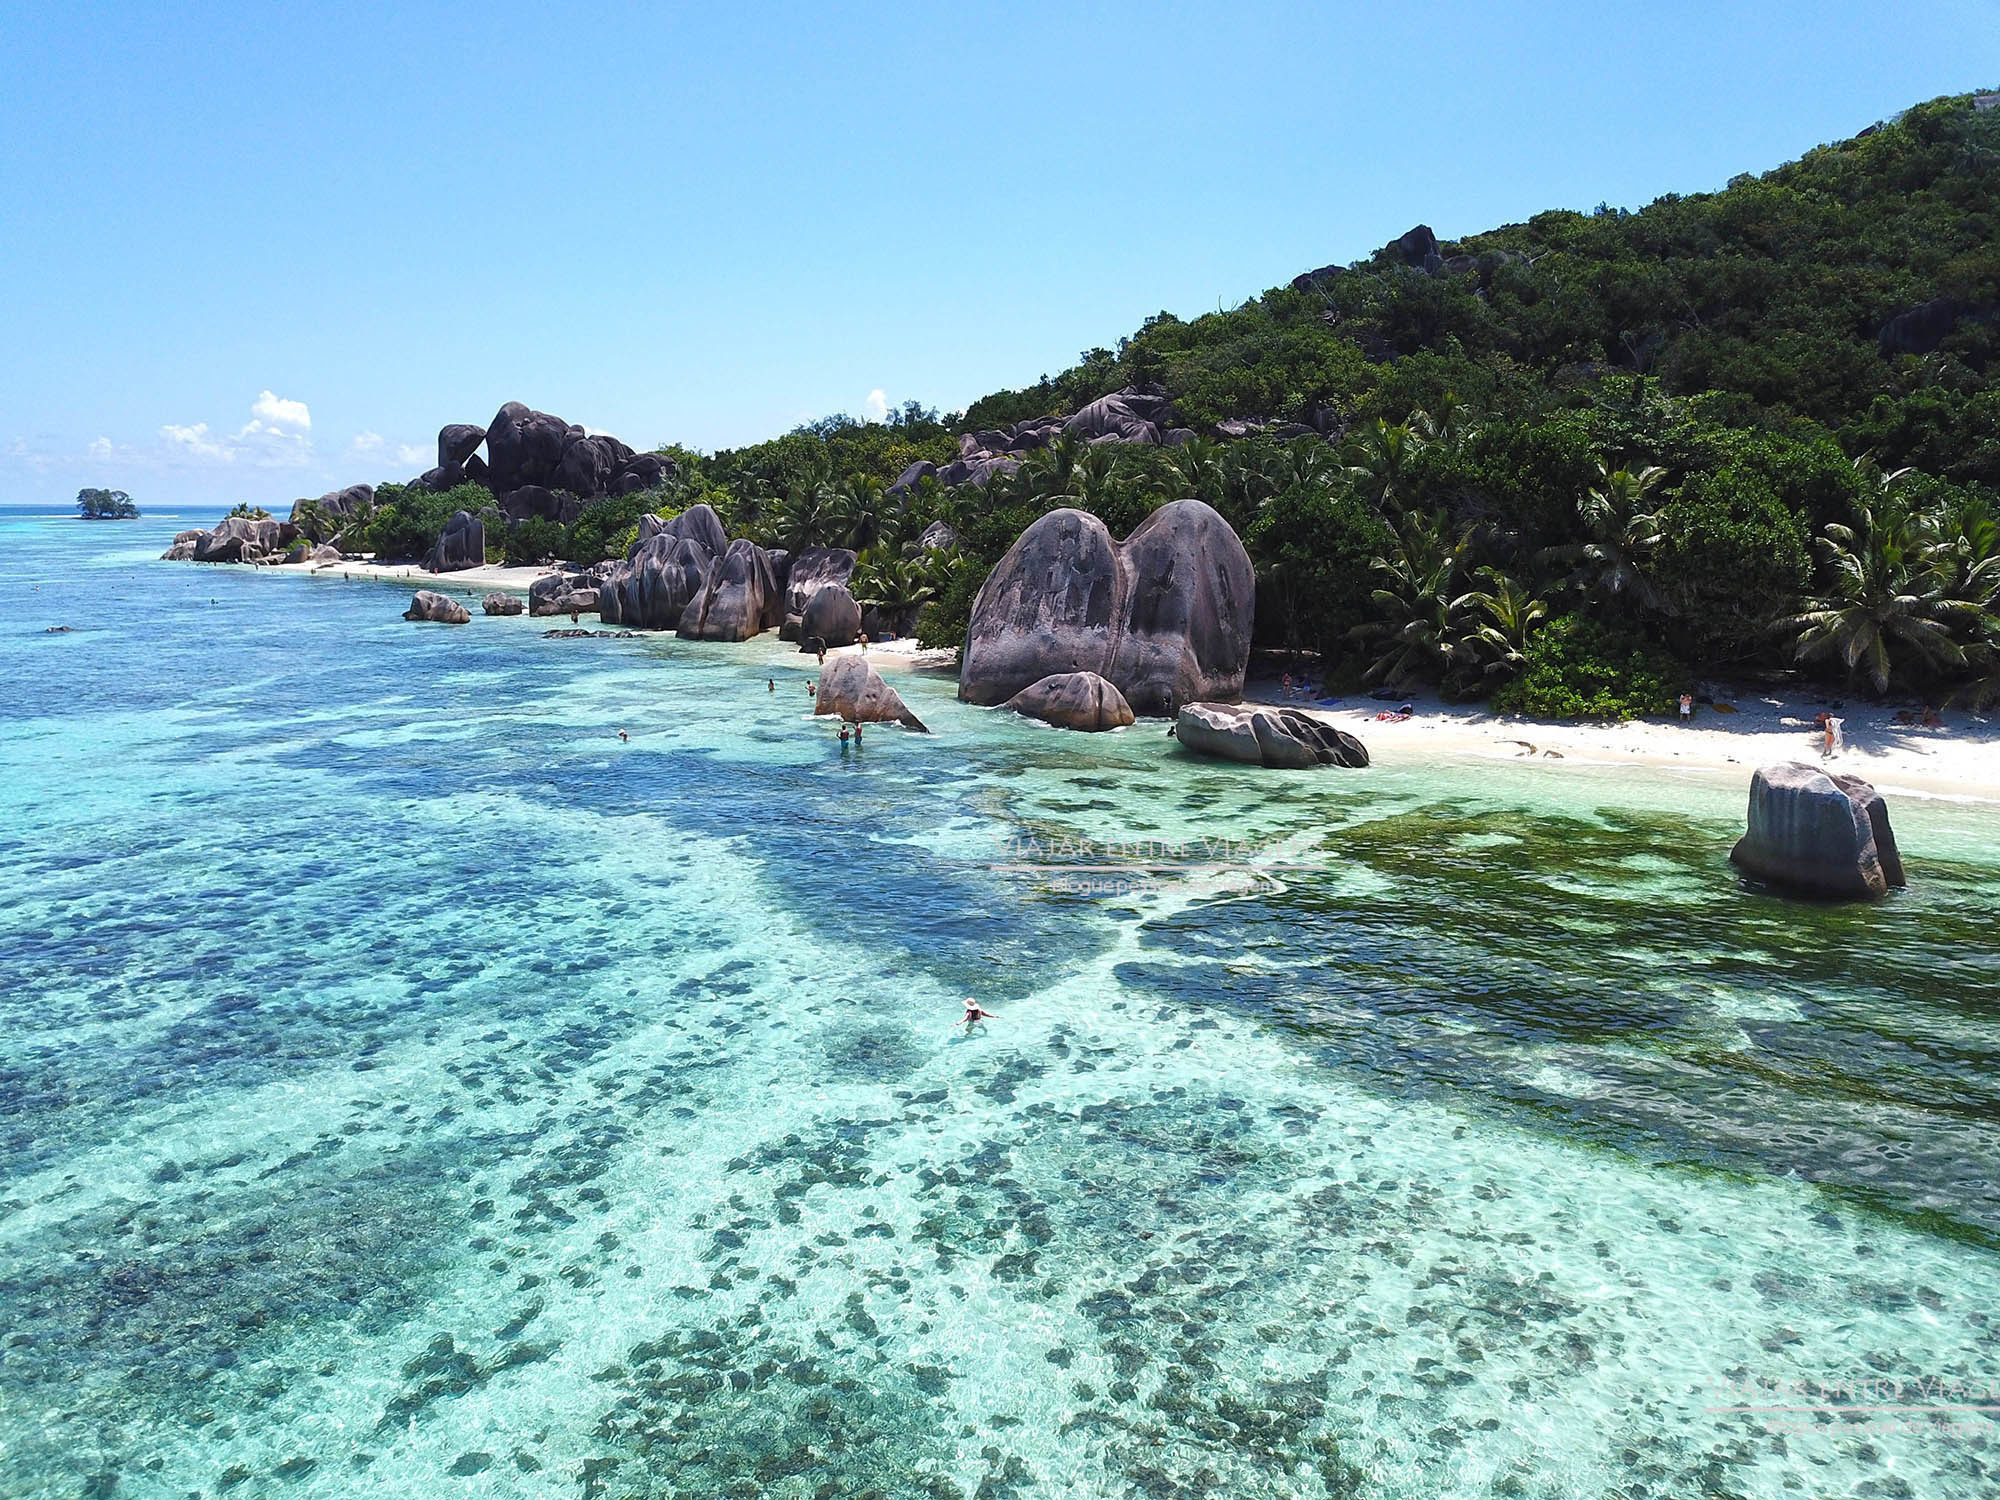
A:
[{"left": 960, "top": 996, "right": 996, "bottom": 1032}]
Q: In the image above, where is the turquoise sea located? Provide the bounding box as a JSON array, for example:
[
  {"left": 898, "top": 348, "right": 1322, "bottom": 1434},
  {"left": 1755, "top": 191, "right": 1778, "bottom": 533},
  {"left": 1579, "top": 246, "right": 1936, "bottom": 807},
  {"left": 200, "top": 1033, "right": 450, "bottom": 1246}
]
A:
[{"left": 4, "top": 506, "right": 1999, "bottom": 1500}]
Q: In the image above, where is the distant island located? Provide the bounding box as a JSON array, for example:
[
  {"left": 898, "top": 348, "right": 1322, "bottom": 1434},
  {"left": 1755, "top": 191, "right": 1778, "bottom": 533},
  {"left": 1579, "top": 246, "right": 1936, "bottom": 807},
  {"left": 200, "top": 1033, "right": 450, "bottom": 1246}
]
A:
[
  {"left": 77, "top": 487, "right": 139, "bottom": 520},
  {"left": 170, "top": 89, "right": 2000, "bottom": 717}
]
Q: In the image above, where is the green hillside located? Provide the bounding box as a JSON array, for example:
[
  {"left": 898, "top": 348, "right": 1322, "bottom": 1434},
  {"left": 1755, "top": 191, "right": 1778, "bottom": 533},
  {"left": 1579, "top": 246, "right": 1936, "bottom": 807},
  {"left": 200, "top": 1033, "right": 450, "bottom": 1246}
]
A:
[{"left": 378, "top": 91, "right": 2000, "bottom": 712}]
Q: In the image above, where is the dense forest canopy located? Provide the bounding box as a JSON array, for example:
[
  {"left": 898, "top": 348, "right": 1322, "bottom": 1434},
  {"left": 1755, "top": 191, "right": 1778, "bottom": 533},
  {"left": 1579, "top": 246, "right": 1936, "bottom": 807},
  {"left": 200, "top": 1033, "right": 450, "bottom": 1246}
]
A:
[{"left": 337, "top": 91, "right": 2000, "bottom": 713}]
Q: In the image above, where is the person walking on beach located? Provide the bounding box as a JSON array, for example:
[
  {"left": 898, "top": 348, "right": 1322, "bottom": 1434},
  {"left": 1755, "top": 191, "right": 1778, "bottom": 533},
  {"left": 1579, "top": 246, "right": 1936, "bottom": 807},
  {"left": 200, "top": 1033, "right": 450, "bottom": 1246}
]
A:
[
  {"left": 1822, "top": 715, "right": 1843, "bottom": 758},
  {"left": 960, "top": 996, "right": 996, "bottom": 1032},
  {"left": 1679, "top": 693, "right": 1693, "bottom": 724},
  {"left": 858, "top": 632, "right": 869, "bottom": 653}
]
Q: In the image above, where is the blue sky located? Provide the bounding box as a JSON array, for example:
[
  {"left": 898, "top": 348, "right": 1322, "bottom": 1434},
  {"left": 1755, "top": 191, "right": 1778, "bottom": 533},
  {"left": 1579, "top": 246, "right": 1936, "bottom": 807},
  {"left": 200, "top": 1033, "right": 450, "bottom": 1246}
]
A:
[{"left": 3, "top": 1, "right": 1997, "bottom": 507}]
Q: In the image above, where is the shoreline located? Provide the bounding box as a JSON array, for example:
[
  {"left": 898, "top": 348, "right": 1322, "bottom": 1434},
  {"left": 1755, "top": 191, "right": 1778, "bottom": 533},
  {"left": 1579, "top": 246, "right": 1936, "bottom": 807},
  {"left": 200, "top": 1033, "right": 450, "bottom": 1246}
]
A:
[
  {"left": 1244, "top": 679, "right": 2000, "bottom": 802},
  {"left": 184, "top": 557, "right": 2000, "bottom": 798}
]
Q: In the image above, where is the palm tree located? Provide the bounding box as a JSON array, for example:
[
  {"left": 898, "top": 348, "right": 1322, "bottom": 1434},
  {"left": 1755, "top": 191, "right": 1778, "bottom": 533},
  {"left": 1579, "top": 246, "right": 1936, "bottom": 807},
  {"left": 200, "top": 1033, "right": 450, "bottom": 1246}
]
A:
[
  {"left": 1408, "top": 396, "right": 1476, "bottom": 460},
  {"left": 1057, "top": 443, "right": 1121, "bottom": 512},
  {"left": 1557, "top": 459, "right": 1669, "bottom": 611},
  {"left": 1164, "top": 437, "right": 1228, "bottom": 508},
  {"left": 851, "top": 546, "right": 943, "bottom": 635},
  {"left": 767, "top": 483, "right": 832, "bottom": 552},
  {"left": 1452, "top": 566, "right": 1549, "bottom": 682},
  {"left": 1345, "top": 418, "right": 1421, "bottom": 513},
  {"left": 1779, "top": 487, "right": 1973, "bottom": 695},
  {"left": 1352, "top": 510, "right": 1470, "bottom": 686},
  {"left": 823, "top": 477, "right": 883, "bottom": 552}
]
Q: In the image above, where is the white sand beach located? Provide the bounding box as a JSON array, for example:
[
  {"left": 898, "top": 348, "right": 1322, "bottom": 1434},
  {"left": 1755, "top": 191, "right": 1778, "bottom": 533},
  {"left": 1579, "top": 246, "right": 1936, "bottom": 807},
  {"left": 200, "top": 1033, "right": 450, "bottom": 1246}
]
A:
[
  {"left": 247, "top": 558, "right": 1999, "bottom": 798},
  {"left": 1245, "top": 677, "right": 2000, "bottom": 801}
]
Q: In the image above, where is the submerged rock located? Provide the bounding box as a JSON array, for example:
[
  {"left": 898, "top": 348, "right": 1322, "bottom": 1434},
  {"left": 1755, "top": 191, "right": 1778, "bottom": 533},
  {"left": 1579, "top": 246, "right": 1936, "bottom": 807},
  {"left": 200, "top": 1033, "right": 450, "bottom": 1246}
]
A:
[
  {"left": 959, "top": 499, "right": 1253, "bottom": 715},
  {"left": 813, "top": 655, "right": 928, "bottom": 731},
  {"left": 482, "top": 593, "right": 524, "bottom": 616},
  {"left": 1006, "top": 671, "right": 1135, "bottom": 731},
  {"left": 1730, "top": 762, "right": 1906, "bottom": 900},
  {"left": 1174, "top": 702, "right": 1369, "bottom": 768},
  {"left": 404, "top": 590, "right": 471, "bottom": 624}
]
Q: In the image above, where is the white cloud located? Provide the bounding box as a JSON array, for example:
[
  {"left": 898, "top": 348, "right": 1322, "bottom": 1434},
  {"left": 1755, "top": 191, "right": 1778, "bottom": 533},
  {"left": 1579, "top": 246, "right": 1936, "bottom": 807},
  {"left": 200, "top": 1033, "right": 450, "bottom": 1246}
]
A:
[
  {"left": 154, "top": 391, "right": 316, "bottom": 470},
  {"left": 347, "top": 431, "right": 428, "bottom": 469},
  {"left": 88, "top": 436, "right": 113, "bottom": 459},
  {"left": 160, "top": 422, "right": 233, "bottom": 462},
  {"left": 249, "top": 390, "right": 311, "bottom": 432},
  {"left": 864, "top": 389, "right": 889, "bottom": 422}
]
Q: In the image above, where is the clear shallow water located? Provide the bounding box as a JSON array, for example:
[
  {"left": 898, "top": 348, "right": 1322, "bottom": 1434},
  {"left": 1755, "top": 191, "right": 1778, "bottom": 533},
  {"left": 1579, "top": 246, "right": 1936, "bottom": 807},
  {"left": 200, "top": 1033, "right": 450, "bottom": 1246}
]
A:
[{"left": 3, "top": 508, "right": 1999, "bottom": 1500}]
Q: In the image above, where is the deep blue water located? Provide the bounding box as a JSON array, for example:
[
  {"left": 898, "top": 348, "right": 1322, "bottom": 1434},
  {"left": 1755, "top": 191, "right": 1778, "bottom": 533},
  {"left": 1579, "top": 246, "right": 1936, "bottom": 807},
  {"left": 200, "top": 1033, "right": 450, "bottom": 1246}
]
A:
[{"left": 3, "top": 507, "right": 1999, "bottom": 1499}]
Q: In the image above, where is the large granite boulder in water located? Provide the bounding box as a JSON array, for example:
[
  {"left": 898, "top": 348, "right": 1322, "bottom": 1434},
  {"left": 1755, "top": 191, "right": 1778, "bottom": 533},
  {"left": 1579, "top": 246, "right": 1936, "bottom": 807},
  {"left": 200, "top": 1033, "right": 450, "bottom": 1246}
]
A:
[
  {"left": 784, "top": 546, "right": 858, "bottom": 617},
  {"left": 482, "top": 593, "right": 524, "bottom": 616},
  {"left": 1006, "top": 671, "right": 1134, "bottom": 732},
  {"left": 599, "top": 533, "right": 713, "bottom": 629},
  {"left": 1729, "top": 762, "right": 1906, "bottom": 900},
  {"left": 813, "top": 655, "right": 928, "bottom": 731},
  {"left": 1174, "top": 702, "right": 1369, "bottom": 768},
  {"left": 426, "top": 509, "right": 484, "bottom": 572},
  {"left": 528, "top": 570, "right": 602, "bottom": 618},
  {"left": 800, "top": 583, "right": 863, "bottom": 649},
  {"left": 404, "top": 590, "right": 471, "bottom": 624},
  {"left": 959, "top": 499, "right": 1253, "bottom": 715},
  {"left": 678, "top": 539, "right": 779, "bottom": 641}
]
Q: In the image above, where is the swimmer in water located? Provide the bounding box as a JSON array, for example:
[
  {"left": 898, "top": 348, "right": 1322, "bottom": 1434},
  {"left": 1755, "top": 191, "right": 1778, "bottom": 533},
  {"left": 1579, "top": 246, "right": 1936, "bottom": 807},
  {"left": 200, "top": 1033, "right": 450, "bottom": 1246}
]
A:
[
  {"left": 768, "top": 678, "right": 775, "bottom": 692},
  {"left": 960, "top": 996, "right": 997, "bottom": 1032},
  {"left": 618, "top": 730, "right": 629, "bottom": 742}
]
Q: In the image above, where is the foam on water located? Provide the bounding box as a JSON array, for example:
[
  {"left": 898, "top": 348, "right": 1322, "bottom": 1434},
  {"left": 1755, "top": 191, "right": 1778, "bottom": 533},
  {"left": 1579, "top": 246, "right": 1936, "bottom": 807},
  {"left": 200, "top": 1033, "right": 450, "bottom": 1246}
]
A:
[{"left": 4, "top": 509, "right": 2000, "bottom": 1499}]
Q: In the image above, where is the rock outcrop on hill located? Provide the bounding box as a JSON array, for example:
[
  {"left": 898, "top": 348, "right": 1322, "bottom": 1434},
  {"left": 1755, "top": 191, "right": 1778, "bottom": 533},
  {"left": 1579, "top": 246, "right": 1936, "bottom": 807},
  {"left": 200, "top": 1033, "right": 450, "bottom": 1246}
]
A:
[
  {"left": 959, "top": 498, "right": 1254, "bottom": 715},
  {"left": 403, "top": 590, "right": 471, "bottom": 624},
  {"left": 1729, "top": 763, "right": 1906, "bottom": 900},
  {"left": 1174, "top": 702, "right": 1369, "bottom": 768},
  {"left": 813, "top": 655, "right": 928, "bottom": 731},
  {"left": 1006, "top": 671, "right": 1135, "bottom": 731}
]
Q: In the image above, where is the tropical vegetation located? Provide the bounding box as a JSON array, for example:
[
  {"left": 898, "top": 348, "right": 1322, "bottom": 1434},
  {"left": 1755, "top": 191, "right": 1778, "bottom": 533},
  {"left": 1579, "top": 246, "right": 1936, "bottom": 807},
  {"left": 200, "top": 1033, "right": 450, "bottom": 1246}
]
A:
[
  {"left": 322, "top": 91, "right": 2000, "bottom": 715},
  {"left": 76, "top": 488, "right": 139, "bottom": 519}
]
